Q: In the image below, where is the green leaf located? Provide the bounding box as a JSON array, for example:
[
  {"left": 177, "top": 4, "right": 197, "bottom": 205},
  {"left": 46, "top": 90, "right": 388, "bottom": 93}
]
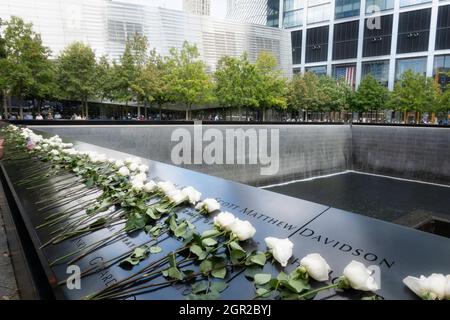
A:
[
  {"left": 211, "top": 267, "right": 227, "bottom": 279},
  {"left": 201, "top": 229, "right": 221, "bottom": 239},
  {"left": 146, "top": 207, "right": 161, "bottom": 220},
  {"left": 286, "top": 278, "right": 310, "bottom": 294},
  {"left": 199, "top": 259, "right": 213, "bottom": 275},
  {"left": 190, "top": 244, "right": 207, "bottom": 260},
  {"left": 202, "top": 238, "right": 217, "bottom": 247},
  {"left": 191, "top": 281, "right": 208, "bottom": 294},
  {"left": 150, "top": 246, "right": 162, "bottom": 254},
  {"left": 133, "top": 246, "right": 148, "bottom": 258},
  {"left": 250, "top": 252, "right": 267, "bottom": 266},
  {"left": 256, "top": 288, "right": 271, "bottom": 298},
  {"left": 244, "top": 265, "right": 263, "bottom": 279},
  {"left": 254, "top": 273, "right": 272, "bottom": 285},
  {"left": 210, "top": 282, "right": 228, "bottom": 293},
  {"left": 85, "top": 178, "right": 94, "bottom": 188},
  {"left": 277, "top": 272, "right": 288, "bottom": 282},
  {"left": 229, "top": 241, "right": 245, "bottom": 253},
  {"left": 174, "top": 222, "right": 188, "bottom": 238},
  {"left": 164, "top": 267, "right": 184, "bottom": 280}
]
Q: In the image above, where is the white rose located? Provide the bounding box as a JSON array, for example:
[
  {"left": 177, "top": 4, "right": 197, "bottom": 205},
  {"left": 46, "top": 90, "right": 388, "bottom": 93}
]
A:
[
  {"left": 138, "top": 164, "right": 149, "bottom": 173},
  {"left": 50, "top": 149, "right": 60, "bottom": 156},
  {"left": 229, "top": 218, "right": 256, "bottom": 241},
  {"left": 343, "top": 261, "right": 379, "bottom": 292},
  {"left": 265, "top": 237, "right": 294, "bottom": 267},
  {"left": 143, "top": 180, "right": 157, "bottom": 193},
  {"left": 213, "top": 212, "right": 236, "bottom": 231},
  {"left": 114, "top": 160, "right": 125, "bottom": 168},
  {"left": 403, "top": 273, "right": 447, "bottom": 300},
  {"left": 300, "top": 253, "right": 331, "bottom": 282},
  {"left": 125, "top": 157, "right": 140, "bottom": 165},
  {"left": 131, "top": 179, "right": 144, "bottom": 192},
  {"left": 157, "top": 181, "right": 176, "bottom": 195},
  {"left": 445, "top": 275, "right": 450, "bottom": 300},
  {"left": 195, "top": 198, "right": 220, "bottom": 213},
  {"left": 167, "top": 190, "right": 187, "bottom": 205},
  {"left": 132, "top": 172, "right": 147, "bottom": 182},
  {"left": 128, "top": 162, "right": 139, "bottom": 172},
  {"left": 118, "top": 166, "right": 130, "bottom": 177},
  {"left": 181, "top": 186, "right": 202, "bottom": 204}
]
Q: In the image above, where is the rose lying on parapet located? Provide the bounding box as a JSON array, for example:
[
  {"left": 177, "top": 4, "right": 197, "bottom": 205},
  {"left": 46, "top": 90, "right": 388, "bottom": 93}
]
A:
[{"left": 403, "top": 273, "right": 450, "bottom": 300}]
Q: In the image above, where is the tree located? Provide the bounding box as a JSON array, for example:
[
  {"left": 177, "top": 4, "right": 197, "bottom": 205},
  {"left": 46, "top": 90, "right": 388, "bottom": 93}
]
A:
[
  {"left": 390, "top": 70, "right": 441, "bottom": 123},
  {"left": 353, "top": 75, "right": 388, "bottom": 121},
  {"left": 3, "top": 16, "right": 54, "bottom": 119},
  {"left": 57, "top": 42, "right": 97, "bottom": 118},
  {"left": 254, "top": 52, "right": 287, "bottom": 121},
  {"left": 0, "top": 18, "right": 8, "bottom": 118},
  {"left": 134, "top": 49, "right": 172, "bottom": 119},
  {"left": 95, "top": 55, "right": 113, "bottom": 103},
  {"left": 110, "top": 34, "right": 149, "bottom": 118},
  {"left": 287, "top": 72, "right": 322, "bottom": 121},
  {"left": 166, "top": 41, "right": 213, "bottom": 120},
  {"left": 215, "top": 54, "right": 259, "bottom": 120}
]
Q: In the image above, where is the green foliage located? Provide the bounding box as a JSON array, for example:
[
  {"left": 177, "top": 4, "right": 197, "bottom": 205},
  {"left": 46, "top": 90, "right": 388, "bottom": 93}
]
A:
[
  {"left": 56, "top": 41, "right": 97, "bottom": 116},
  {"left": 354, "top": 75, "right": 389, "bottom": 113},
  {"left": 1, "top": 16, "right": 55, "bottom": 108},
  {"left": 389, "top": 70, "right": 441, "bottom": 113},
  {"left": 166, "top": 41, "right": 214, "bottom": 120}
]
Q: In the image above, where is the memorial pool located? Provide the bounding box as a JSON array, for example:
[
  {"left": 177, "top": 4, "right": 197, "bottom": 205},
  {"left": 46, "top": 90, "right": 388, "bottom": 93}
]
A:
[{"left": 266, "top": 172, "right": 450, "bottom": 234}]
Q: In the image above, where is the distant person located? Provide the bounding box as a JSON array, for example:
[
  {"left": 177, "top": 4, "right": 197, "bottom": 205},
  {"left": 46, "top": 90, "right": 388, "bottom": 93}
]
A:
[
  {"left": 24, "top": 113, "right": 33, "bottom": 120},
  {"left": 47, "top": 112, "right": 53, "bottom": 120},
  {"left": 54, "top": 112, "right": 62, "bottom": 120},
  {"left": 35, "top": 114, "right": 43, "bottom": 120}
]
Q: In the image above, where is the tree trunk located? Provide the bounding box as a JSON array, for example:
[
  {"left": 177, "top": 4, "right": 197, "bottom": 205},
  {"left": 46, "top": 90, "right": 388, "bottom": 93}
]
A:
[
  {"left": 262, "top": 107, "right": 266, "bottom": 122},
  {"left": 144, "top": 101, "right": 148, "bottom": 119},
  {"left": 2, "top": 90, "right": 7, "bottom": 119},
  {"left": 238, "top": 106, "right": 242, "bottom": 121},
  {"left": 159, "top": 103, "right": 162, "bottom": 120},
  {"left": 137, "top": 104, "right": 141, "bottom": 118},
  {"left": 403, "top": 111, "right": 407, "bottom": 124},
  {"left": 85, "top": 99, "right": 89, "bottom": 119}
]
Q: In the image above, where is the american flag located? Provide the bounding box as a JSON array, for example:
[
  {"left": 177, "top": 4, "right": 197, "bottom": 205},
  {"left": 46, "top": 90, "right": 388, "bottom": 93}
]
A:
[{"left": 335, "top": 65, "right": 356, "bottom": 87}]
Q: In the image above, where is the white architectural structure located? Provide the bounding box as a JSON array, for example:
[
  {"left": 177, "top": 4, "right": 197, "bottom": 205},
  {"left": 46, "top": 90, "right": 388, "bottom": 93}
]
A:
[
  {"left": 0, "top": 0, "right": 292, "bottom": 75},
  {"left": 183, "top": 0, "right": 211, "bottom": 16}
]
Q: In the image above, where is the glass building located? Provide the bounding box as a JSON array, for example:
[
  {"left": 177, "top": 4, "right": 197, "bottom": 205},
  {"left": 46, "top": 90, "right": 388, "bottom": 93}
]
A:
[
  {"left": 0, "top": 0, "right": 293, "bottom": 75},
  {"left": 276, "top": 0, "right": 450, "bottom": 90}
]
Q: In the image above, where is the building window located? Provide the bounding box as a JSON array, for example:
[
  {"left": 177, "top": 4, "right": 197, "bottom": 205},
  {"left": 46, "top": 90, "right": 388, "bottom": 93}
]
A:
[
  {"left": 395, "top": 57, "right": 427, "bottom": 80},
  {"left": 400, "top": 0, "right": 431, "bottom": 8},
  {"left": 436, "top": 5, "right": 450, "bottom": 50},
  {"left": 433, "top": 55, "right": 450, "bottom": 88},
  {"left": 283, "top": 0, "right": 304, "bottom": 28},
  {"left": 363, "top": 14, "right": 393, "bottom": 57},
  {"left": 335, "top": 0, "right": 361, "bottom": 20},
  {"left": 291, "top": 30, "right": 302, "bottom": 64},
  {"left": 306, "top": 26, "right": 329, "bottom": 63},
  {"left": 397, "top": 9, "right": 431, "bottom": 54},
  {"left": 365, "top": 0, "right": 394, "bottom": 12},
  {"left": 307, "top": 3, "right": 331, "bottom": 24},
  {"left": 362, "top": 60, "right": 390, "bottom": 86},
  {"left": 267, "top": 0, "right": 280, "bottom": 27},
  {"left": 333, "top": 64, "right": 357, "bottom": 88},
  {"left": 333, "top": 20, "right": 359, "bottom": 60},
  {"left": 306, "top": 65, "right": 327, "bottom": 76}
]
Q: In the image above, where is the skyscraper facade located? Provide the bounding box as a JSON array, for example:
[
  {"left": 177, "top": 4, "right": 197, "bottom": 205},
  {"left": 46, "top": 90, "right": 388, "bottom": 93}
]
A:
[
  {"left": 226, "top": 0, "right": 280, "bottom": 27},
  {"left": 183, "top": 0, "right": 211, "bottom": 16},
  {"left": 275, "top": 0, "right": 450, "bottom": 90}
]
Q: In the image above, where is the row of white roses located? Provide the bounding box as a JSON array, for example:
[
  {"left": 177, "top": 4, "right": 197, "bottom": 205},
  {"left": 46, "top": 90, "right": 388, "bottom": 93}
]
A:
[{"left": 15, "top": 125, "right": 450, "bottom": 299}]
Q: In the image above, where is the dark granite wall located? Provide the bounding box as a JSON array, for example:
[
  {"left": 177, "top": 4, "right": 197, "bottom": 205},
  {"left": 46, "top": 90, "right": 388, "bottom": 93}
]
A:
[
  {"left": 32, "top": 124, "right": 449, "bottom": 186},
  {"left": 351, "top": 125, "right": 450, "bottom": 185}
]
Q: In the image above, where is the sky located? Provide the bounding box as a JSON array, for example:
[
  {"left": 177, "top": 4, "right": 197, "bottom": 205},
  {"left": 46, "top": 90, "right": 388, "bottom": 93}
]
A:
[{"left": 120, "top": 0, "right": 228, "bottom": 18}]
